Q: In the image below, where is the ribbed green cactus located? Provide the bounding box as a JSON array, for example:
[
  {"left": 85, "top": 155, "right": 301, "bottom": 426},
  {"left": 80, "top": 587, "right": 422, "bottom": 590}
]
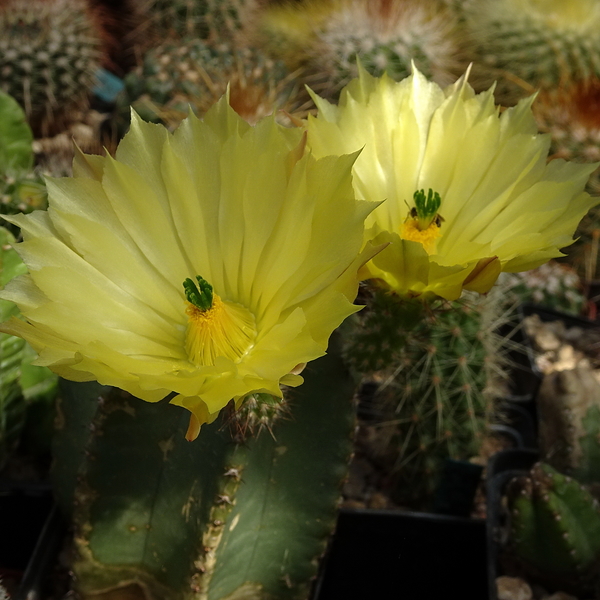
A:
[
  {"left": 464, "top": 0, "right": 600, "bottom": 101},
  {"left": 146, "top": 0, "right": 261, "bottom": 42},
  {"left": 118, "top": 39, "right": 296, "bottom": 130},
  {"left": 344, "top": 287, "right": 509, "bottom": 507},
  {"left": 507, "top": 462, "right": 600, "bottom": 593},
  {"left": 310, "top": 0, "right": 463, "bottom": 93},
  {"left": 0, "top": 0, "right": 103, "bottom": 133},
  {"left": 52, "top": 338, "right": 355, "bottom": 599}
]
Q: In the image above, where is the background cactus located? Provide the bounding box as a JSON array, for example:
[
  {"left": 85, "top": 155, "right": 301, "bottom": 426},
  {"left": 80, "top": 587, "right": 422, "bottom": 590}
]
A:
[
  {"left": 463, "top": 0, "right": 600, "bottom": 104},
  {"left": 144, "top": 0, "right": 263, "bottom": 43},
  {"left": 308, "top": 0, "right": 464, "bottom": 95},
  {"left": 344, "top": 286, "right": 511, "bottom": 508},
  {"left": 117, "top": 39, "right": 300, "bottom": 131},
  {"left": 0, "top": 0, "right": 106, "bottom": 135},
  {"left": 52, "top": 337, "right": 355, "bottom": 599},
  {"left": 507, "top": 461, "right": 600, "bottom": 595}
]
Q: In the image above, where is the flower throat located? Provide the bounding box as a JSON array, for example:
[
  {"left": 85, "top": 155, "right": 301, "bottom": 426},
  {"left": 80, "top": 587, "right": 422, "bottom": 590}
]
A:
[
  {"left": 400, "top": 188, "right": 444, "bottom": 254},
  {"left": 183, "top": 276, "right": 256, "bottom": 367}
]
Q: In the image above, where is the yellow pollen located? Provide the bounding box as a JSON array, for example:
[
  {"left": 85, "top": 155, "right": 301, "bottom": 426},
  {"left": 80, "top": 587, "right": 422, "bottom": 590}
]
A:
[
  {"left": 400, "top": 218, "right": 442, "bottom": 254},
  {"left": 185, "top": 294, "right": 257, "bottom": 367}
]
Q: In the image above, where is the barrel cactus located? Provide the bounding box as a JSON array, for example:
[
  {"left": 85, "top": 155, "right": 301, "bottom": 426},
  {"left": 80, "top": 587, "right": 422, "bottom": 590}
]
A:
[{"left": 0, "top": 0, "right": 105, "bottom": 134}]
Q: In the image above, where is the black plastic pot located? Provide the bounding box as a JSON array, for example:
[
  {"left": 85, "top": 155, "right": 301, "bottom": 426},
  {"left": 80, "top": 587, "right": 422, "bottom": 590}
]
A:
[
  {"left": 314, "top": 508, "right": 489, "bottom": 600},
  {"left": 0, "top": 480, "right": 65, "bottom": 600}
]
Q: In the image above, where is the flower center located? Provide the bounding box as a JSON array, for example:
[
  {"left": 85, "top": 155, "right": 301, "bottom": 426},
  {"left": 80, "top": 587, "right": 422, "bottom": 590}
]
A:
[
  {"left": 184, "top": 276, "right": 256, "bottom": 367},
  {"left": 400, "top": 188, "right": 444, "bottom": 254}
]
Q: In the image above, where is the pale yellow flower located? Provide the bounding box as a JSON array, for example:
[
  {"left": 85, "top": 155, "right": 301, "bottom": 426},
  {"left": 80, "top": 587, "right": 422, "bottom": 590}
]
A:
[
  {"left": 0, "top": 97, "right": 377, "bottom": 439},
  {"left": 306, "top": 66, "right": 598, "bottom": 300}
]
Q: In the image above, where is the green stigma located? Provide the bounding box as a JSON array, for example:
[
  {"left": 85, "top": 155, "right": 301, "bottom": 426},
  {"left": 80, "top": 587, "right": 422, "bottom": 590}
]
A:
[
  {"left": 412, "top": 188, "right": 442, "bottom": 230},
  {"left": 183, "top": 276, "right": 213, "bottom": 311}
]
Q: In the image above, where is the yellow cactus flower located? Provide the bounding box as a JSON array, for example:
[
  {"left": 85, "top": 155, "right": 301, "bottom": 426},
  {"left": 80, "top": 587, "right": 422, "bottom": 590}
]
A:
[
  {"left": 0, "top": 97, "right": 378, "bottom": 439},
  {"left": 306, "top": 66, "right": 598, "bottom": 301}
]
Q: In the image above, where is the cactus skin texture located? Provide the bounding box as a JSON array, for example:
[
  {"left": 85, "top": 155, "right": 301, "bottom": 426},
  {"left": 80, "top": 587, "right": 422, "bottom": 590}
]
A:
[
  {"left": 0, "top": 0, "right": 104, "bottom": 134},
  {"left": 344, "top": 287, "right": 508, "bottom": 507},
  {"left": 507, "top": 462, "right": 600, "bottom": 595},
  {"left": 52, "top": 336, "right": 355, "bottom": 599}
]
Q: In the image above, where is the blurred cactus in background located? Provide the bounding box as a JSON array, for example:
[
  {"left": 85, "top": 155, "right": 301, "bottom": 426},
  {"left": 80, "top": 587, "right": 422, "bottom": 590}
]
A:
[
  {"left": 499, "top": 262, "right": 586, "bottom": 316},
  {"left": 144, "top": 0, "right": 263, "bottom": 43},
  {"left": 117, "top": 39, "right": 301, "bottom": 130},
  {"left": 251, "top": 0, "right": 465, "bottom": 101},
  {"left": 462, "top": 0, "right": 600, "bottom": 104},
  {"left": 0, "top": 0, "right": 107, "bottom": 135},
  {"left": 310, "top": 0, "right": 464, "bottom": 94}
]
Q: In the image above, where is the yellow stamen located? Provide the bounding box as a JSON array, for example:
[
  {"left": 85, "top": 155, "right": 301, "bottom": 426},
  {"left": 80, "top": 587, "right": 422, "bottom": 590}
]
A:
[
  {"left": 185, "top": 294, "right": 257, "bottom": 367},
  {"left": 400, "top": 218, "right": 442, "bottom": 254}
]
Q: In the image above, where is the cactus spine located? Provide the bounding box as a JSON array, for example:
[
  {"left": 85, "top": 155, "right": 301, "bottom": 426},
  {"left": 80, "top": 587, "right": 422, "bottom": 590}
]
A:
[
  {"left": 53, "top": 338, "right": 355, "bottom": 599},
  {"left": 344, "top": 287, "right": 509, "bottom": 507},
  {"left": 0, "top": 0, "right": 105, "bottom": 134}
]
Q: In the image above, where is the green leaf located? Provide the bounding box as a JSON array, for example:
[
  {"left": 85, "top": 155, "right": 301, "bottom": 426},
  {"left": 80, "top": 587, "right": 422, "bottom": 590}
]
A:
[{"left": 0, "top": 90, "right": 34, "bottom": 173}]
